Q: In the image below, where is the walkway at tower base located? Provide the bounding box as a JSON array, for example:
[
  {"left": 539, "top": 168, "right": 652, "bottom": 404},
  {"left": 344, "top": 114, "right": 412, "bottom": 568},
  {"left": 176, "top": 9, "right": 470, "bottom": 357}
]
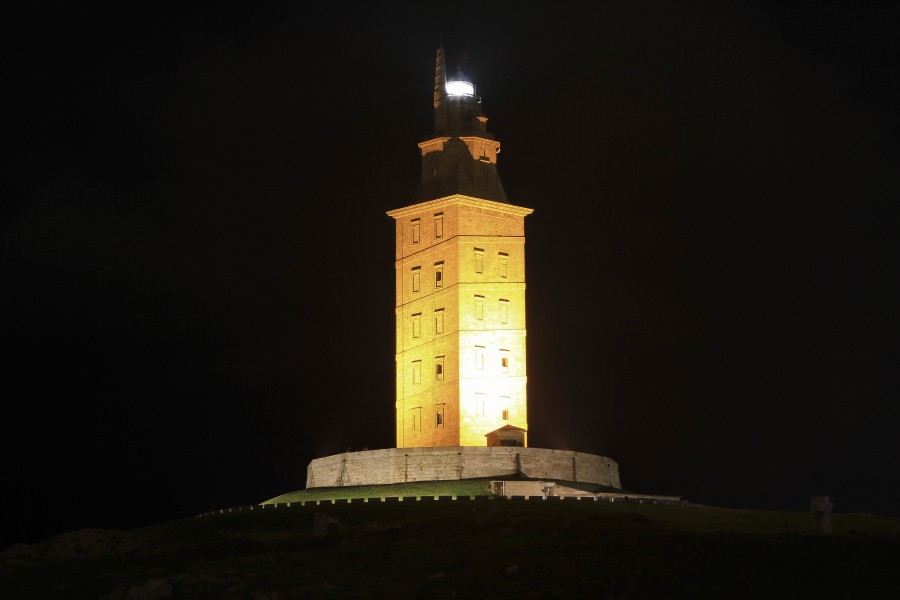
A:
[{"left": 306, "top": 446, "right": 621, "bottom": 489}]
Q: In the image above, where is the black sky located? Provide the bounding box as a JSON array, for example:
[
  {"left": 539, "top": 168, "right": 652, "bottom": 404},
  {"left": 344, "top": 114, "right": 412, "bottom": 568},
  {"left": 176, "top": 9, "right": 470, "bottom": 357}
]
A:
[{"left": 3, "top": 1, "right": 899, "bottom": 547}]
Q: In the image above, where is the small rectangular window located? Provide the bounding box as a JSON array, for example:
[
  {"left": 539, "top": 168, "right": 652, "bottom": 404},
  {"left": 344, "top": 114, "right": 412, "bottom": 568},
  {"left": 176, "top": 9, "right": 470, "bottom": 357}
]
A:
[
  {"left": 435, "top": 355, "right": 445, "bottom": 381},
  {"left": 412, "top": 267, "right": 421, "bottom": 293},
  {"left": 411, "top": 219, "right": 420, "bottom": 244},
  {"left": 411, "top": 313, "right": 421, "bottom": 339},
  {"left": 474, "top": 295, "right": 485, "bottom": 320},
  {"left": 475, "top": 345, "right": 485, "bottom": 370},
  {"left": 474, "top": 248, "right": 484, "bottom": 274},
  {"left": 475, "top": 393, "right": 486, "bottom": 417},
  {"left": 500, "top": 349, "right": 510, "bottom": 373},
  {"left": 434, "top": 213, "right": 444, "bottom": 239},
  {"left": 412, "top": 360, "right": 422, "bottom": 385},
  {"left": 499, "top": 252, "right": 509, "bottom": 278},
  {"left": 499, "top": 299, "right": 509, "bottom": 324},
  {"left": 411, "top": 407, "right": 422, "bottom": 431},
  {"left": 501, "top": 397, "right": 510, "bottom": 421},
  {"left": 434, "top": 261, "right": 444, "bottom": 288},
  {"left": 434, "top": 308, "right": 444, "bottom": 335},
  {"left": 435, "top": 404, "right": 445, "bottom": 428}
]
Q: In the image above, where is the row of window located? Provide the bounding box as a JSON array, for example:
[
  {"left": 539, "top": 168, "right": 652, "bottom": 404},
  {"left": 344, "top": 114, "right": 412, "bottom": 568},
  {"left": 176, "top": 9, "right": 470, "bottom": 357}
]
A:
[
  {"left": 409, "top": 405, "right": 444, "bottom": 431},
  {"left": 409, "top": 397, "right": 512, "bottom": 431},
  {"left": 410, "top": 357, "right": 442, "bottom": 385},
  {"left": 410, "top": 213, "right": 443, "bottom": 245},
  {"left": 476, "top": 249, "right": 509, "bottom": 277},
  {"left": 410, "top": 348, "right": 511, "bottom": 384},
  {"left": 410, "top": 310, "right": 443, "bottom": 338},
  {"left": 474, "top": 296, "right": 511, "bottom": 322},
  {"left": 409, "top": 250, "right": 509, "bottom": 293},
  {"left": 474, "top": 346, "right": 511, "bottom": 372},
  {"left": 473, "top": 393, "right": 512, "bottom": 419},
  {"left": 410, "top": 298, "right": 510, "bottom": 339}
]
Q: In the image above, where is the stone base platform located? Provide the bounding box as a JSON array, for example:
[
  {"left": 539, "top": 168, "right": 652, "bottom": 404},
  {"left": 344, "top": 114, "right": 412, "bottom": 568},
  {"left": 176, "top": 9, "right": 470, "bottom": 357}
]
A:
[{"left": 306, "top": 446, "right": 621, "bottom": 489}]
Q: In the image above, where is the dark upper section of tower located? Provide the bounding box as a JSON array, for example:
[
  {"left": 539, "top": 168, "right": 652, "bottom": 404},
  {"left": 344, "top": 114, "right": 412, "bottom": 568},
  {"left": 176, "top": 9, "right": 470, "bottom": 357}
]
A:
[{"left": 415, "top": 46, "right": 508, "bottom": 204}]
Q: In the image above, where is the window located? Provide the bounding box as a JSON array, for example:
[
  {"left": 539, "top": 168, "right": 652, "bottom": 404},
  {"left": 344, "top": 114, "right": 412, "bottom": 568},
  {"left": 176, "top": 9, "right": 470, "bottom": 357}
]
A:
[
  {"left": 501, "top": 396, "right": 510, "bottom": 420},
  {"left": 474, "top": 295, "right": 484, "bottom": 320},
  {"left": 475, "top": 345, "right": 485, "bottom": 370},
  {"left": 411, "top": 313, "right": 421, "bottom": 339},
  {"left": 435, "top": 404, "right": 445, "bottom": 428},
  {"left": 434, "top": 261, "right": 444, "bottom": 288},
  {"left": 435, "top": 355, "right": 445, "bottom": 381},
  {"left": 411, "top": 219, "right": 420, "bottom": 244},
  {"left": 474, "top": 393, "right": 486, "bottom": 417},
  {"left": 474, "top": 248, "right": 484, "bottom": 274},
  {"left": 500, "top": 349, "right": 510, "bottom": 373},
  {"left": 434, "top": 308, "right": 444, "bottom": 335},
  {"left": 499, "top": 252, "right": 509, "bottom": 278},
  {"left": 412, "top": 360, "right": 421, "bottom": 385},
  {"left": 412, "top": 267, "right": 420, "bottom": 293},
  {"left": 499, "top": 299, "right": 509, "bottom": 324},
  {"left": 411, "top": 407, "right": 422, "bottom": 431},
  {"left": 434, "top": 213, "right": 444, "bottom": 239}
]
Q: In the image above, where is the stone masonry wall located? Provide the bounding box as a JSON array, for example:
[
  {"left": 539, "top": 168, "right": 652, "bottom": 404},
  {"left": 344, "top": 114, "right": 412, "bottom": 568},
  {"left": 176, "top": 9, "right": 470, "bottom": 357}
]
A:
[{"left": 306, "top": 446, "right": 621, "bottom": 489}]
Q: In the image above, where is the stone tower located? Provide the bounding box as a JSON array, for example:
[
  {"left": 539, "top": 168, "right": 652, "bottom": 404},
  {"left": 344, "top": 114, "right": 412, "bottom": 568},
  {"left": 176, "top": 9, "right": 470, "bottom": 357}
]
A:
[
  {"left": 387, "top": 46, "right": 533, "bottom": 449},
  {"left": 305, "top": 47, "right": 620, "bottom": 492}
]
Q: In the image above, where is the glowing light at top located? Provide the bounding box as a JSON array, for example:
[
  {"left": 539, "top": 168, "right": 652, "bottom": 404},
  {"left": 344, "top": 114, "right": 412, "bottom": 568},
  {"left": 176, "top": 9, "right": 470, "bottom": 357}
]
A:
[{"left": 446, "top": 80, "right": 475, "bottom": 97}]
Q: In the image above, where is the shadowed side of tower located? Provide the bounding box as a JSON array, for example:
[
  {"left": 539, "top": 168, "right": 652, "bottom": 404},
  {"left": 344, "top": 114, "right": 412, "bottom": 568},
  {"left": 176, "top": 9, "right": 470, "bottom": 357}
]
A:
[
  {"left": 417, "top": 46, "right": 508, "bottom": 204},
  {"left": 388, "top": 46, "right": 532, "bottom": 449}
]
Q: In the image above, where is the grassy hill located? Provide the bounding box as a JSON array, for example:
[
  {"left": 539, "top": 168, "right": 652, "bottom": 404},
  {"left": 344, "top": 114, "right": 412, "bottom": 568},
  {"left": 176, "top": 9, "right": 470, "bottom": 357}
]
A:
[
  {"left": 262, "top": 477, "right": 498, "bottom": 504},
  {"left": 2, "top": 495, "right": 899, "bottom": 599},
  {"left": 260, "top": 477, "right": 626, "bottom": 505}
]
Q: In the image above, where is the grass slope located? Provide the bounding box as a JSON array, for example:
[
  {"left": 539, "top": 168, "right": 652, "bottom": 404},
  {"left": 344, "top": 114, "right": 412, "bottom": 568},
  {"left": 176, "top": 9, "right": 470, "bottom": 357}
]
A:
[
  {"left": 262, "top": 478, "right": 494, "bottom": 504},
  {"left": 262, "top": 476, "right": 626, "bottom": 505}
]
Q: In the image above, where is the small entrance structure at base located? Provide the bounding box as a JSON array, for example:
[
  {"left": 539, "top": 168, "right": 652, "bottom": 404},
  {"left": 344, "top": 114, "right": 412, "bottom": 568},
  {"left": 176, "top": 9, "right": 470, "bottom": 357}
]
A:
[{"left": 486, "top": 425, "right": 526, "bottom": 447}]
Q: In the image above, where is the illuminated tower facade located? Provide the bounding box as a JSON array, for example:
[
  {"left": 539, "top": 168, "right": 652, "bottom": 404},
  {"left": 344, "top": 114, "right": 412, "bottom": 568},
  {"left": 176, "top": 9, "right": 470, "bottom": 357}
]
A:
[{"left": 387, "top": 47, "right": 533, "bottom": 448}]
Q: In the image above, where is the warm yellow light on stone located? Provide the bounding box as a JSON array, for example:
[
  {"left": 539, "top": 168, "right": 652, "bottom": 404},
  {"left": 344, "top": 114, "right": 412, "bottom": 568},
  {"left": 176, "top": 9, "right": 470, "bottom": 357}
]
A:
[{"left": 388, "top": 196, "right": 533, "bottom": 449}]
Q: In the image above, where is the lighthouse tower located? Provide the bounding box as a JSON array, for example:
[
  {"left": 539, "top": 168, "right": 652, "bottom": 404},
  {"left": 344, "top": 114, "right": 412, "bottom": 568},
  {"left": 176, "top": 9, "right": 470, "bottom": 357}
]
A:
[
  {"left": 303, "top": 46, "right": 621, "bottom": 491},
  {"left": 387, "top": 47, "right": 533, "bottom": 448}
]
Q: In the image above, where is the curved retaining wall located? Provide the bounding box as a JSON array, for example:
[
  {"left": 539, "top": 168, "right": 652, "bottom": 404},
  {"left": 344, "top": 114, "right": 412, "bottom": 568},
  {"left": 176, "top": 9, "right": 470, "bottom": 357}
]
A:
[{"left": 306, "top": 446, "right": 621, "bottom": 489}]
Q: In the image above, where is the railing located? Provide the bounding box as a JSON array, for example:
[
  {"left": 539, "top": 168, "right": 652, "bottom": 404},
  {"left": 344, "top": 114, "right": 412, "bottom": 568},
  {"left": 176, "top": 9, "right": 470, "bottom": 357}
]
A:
[{"left": 197, "top": 493, "right": 681, "bottom": 517}]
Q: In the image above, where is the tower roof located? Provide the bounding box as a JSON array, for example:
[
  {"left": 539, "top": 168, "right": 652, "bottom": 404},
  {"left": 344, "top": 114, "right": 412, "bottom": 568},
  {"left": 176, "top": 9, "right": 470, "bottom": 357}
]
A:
[
  {"left": 486, "top": 424, "right": 527, "bottom": 434},
  {"left": 416, "top": 46, "right": 508, "bottom": 204}
]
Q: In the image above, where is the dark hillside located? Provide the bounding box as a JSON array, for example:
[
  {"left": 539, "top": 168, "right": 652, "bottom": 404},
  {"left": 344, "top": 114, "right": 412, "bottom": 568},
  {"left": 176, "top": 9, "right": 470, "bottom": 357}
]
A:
[{"left": 3, "top": 500, "right": 898, "bottom": 599}]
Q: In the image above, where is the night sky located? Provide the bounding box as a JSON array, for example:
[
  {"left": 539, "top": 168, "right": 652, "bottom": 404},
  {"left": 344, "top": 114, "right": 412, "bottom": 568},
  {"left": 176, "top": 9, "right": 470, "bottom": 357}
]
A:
[{"left": 3, "top": 2, "right": 899, "bottom": 547}]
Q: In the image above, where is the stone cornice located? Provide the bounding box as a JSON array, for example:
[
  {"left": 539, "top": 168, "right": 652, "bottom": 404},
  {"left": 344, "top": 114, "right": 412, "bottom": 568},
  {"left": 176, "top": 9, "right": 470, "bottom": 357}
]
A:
[{"left": 387, "top": 195, "right": 534, "bottom": 219}]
